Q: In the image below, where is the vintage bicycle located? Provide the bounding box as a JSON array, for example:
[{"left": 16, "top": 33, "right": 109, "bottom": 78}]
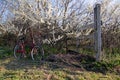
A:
[{"left": 14, "top": 27, "right": 44, "bottom": 60}]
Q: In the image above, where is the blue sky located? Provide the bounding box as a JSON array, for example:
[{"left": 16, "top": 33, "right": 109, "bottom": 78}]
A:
[{"left": 86, "top": 0, "right": 120, "bottom": 4}]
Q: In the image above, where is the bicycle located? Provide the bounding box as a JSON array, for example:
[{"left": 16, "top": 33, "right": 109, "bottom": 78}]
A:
[{"left": 14, "top": 27, "right": 44, "bottom": 61}]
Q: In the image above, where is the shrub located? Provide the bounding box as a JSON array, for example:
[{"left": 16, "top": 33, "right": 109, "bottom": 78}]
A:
[{"left": 0, "top": 32, "right": 17, "bottom": 47}]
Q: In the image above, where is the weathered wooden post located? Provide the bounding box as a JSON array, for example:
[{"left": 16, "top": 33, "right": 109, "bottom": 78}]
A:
[{"left": 94, "top": 3, "right": 102, "bottom": 61}]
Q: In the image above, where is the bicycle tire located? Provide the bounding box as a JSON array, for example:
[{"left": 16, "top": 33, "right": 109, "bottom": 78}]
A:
[
  {"left": 14, "top": 45, "right": 23, "bottom": 60},
  {"left": 31, "top": 45, "right": 44, "bottom": 61}
]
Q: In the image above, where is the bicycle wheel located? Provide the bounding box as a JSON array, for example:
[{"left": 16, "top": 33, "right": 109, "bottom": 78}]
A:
[
  {"left": 31, "top": 46, "right": 44, "bottom": 61},
  {"left": 14, "top": 45, "right": 23, "bottom": 60}
]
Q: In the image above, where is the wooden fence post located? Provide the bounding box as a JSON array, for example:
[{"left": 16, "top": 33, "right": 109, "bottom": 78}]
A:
[{"left": 94, "top": 4, "right": 102, "bottom": 61}]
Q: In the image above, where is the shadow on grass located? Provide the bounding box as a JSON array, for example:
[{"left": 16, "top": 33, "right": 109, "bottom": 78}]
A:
[
  {"left": 1, "top": 57, "right": 44, "bottom": 70},
  {"left": 1, "top": 50, "right": 115, "bottom": 75}
]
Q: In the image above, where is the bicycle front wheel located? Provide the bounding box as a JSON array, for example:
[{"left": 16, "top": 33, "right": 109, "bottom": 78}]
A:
[
  {"left": 31, "top": 46, "right": 44, "bottom": 61},
  {"left": 14, "top": 45, "right": 23, "bottom": 60}
]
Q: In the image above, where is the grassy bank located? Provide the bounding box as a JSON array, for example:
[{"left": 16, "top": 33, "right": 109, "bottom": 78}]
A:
[
  {"left": 0, "top": 58, "right": 120, "bottom": 80},
  {"left": 0, "top": 46, "right": 120, "bottom": 80}
]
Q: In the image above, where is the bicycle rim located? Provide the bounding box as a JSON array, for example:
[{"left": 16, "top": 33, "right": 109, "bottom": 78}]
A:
[
  {"left": 31, "top": 46, "right": 44, "bottom": 61},
  {"left": 14, "top": 45, "right": 22, "bottom": 60}
]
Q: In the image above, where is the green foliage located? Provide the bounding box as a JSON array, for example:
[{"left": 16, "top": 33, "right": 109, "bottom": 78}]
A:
[
  {"left": 79, "top": 48, "right": 94, "bottom": 56},
  {"left": 0, "top": 46, "right": 13, "bottom": 59},
  {"left": 43, "top": 44, "right": 65, "bottom": 57},
  {"left": 103, "top": 48, "right": 120, "bottom": 55},
  {"left": 0, "top": 32, "right": 17, "bottom": 47},
  {"left": 102, "top": 48, "right": 120, "bottom": 70}
]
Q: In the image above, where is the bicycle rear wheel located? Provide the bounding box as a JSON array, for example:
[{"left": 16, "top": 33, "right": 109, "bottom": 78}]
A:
[
  {"left": 14, "top": 45, "right": 23, "bottom": 60},
  {"left": 31, "top": 46, "right": 44, "bottom": 61}
]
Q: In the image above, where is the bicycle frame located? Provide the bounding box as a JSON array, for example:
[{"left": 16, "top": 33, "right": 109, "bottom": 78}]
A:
[{"left": 14, "top": 27, "right": 44, "bottom": 60}]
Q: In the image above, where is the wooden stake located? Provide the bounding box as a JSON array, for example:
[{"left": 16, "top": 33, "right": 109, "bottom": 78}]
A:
[{"left": 94, "top": 4, "right": 102, "bottom": 61}]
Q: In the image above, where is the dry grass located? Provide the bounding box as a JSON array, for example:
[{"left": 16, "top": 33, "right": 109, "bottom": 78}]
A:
[{"left": 0, "top": 57, "right": 120, "bottom": 80}]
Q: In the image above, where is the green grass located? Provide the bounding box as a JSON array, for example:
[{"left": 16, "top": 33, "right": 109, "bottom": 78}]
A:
[
  {"left": 0, "top": 46, "right": 120, "bottom": 80},
  {"left": 0, "top": 64, "right": 120, "bottom": 80},
  {"left": 0, "top": 46, "right": 13, "bottom": 59}
]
